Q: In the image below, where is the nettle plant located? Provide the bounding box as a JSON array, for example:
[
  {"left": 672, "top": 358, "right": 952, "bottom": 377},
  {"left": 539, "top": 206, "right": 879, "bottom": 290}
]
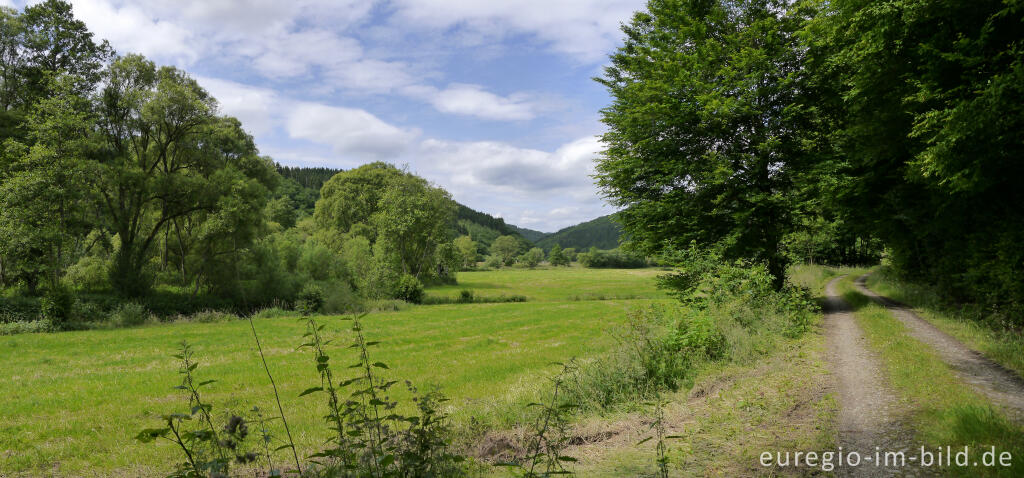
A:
[{"left": 138, "top": 314, "right": 465, "bottom": 478}]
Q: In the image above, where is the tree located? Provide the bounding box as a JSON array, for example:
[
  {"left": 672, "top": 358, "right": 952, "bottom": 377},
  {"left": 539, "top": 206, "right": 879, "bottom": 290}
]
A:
[
  {"left": 596, "top": 0, "right": 810, "bottom": 287},
  {"left": 562, "top": 247, "right": 577, "bottom": 262},
  {"left": 371, "top": 173, "right": 454, "bottom": 280},
  {"left": 520, "top": 247, "right": 544, "bottom": 269},
  {"left": 548, "top": 244, "right": 569, "bottom": 266},
  {"left": 20, "top": 0, "right": 112, "bottom": 105},
  {"left": 0, "top": 75, "right": 95, "bottom": 293},
  {"left": 490, "top": 235, "right": 521, "bottom": 266},
  {"left": 93, "top": 55, "right": 274, "bottom": 296},
  {"left": 453, "top": 235, "right": 478, "bottom": 269},
  {"left": 314, "top": 162, "right": 408, "bottom": 247},
  {"left": 808, "top": 0, "right": 1024, "bottom": 310}
]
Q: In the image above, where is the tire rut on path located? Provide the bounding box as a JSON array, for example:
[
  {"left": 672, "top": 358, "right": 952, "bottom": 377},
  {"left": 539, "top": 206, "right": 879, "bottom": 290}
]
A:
[
  {"left": 854, "top": 274, "right": 1024, "bottom": 419},
  {"left": 824, "top": 276, "right": 907, "bottom": 477}
]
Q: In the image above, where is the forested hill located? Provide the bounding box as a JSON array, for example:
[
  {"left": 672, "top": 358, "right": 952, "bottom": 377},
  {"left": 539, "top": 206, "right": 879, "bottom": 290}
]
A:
[
  {"left": 535, "top": 214, "right": 623, "bottom": 251},
  {"left": 507, "top": 224, "right": 547, "bottom": 243}
]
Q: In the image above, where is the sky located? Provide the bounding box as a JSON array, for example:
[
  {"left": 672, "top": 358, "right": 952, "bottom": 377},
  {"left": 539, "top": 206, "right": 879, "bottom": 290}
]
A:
[{"left": 7, "top": 0, "right": 647, "bottom": 232}]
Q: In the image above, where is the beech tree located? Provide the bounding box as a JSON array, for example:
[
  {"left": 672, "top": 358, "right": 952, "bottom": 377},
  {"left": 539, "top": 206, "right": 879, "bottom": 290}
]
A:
[{"left": 595, "top": 0, "right": 811, "bottom": 287}]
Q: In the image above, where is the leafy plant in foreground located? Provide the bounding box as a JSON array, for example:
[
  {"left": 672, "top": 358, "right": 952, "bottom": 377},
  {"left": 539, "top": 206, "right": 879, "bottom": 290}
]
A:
[{"left": 136, "top": 342, "right": 258, "bottom": 477}]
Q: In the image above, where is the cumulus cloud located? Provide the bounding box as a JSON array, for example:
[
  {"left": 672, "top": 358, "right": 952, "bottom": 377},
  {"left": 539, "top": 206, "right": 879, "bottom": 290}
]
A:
[
  {"left": 196, "top": 76, "right": 279, "bottom": 136},
  {"left": 388, "top": 0, "right": 644, "bottom": 62},
  {"left": 418, "top": 135, "right": 602, "bottom": 193},
  {"left": 70, "top": 0, "right": 196, "bottom": 62},
  {"left": 403, "top": 83, "right": 539, "bottom": 121},
  {"left": 287, "top": 103, "right": 418, "bottom": 159}
]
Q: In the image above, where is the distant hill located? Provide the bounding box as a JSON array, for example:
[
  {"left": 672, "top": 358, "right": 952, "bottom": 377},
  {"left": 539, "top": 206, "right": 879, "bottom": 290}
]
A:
[
  {"left": 452, "top": 204, "right": 531, "bottom": 250},
  {"left": 507, "top": 224, "right": 547, "bottom": 242},
  {"left": 534, "top": 214, "right": 623, "bottom": 251}
]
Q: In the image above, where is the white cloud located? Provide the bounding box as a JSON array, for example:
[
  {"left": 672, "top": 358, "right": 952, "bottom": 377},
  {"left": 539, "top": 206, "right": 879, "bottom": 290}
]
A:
[
  {"left": 286, "top": 103, "right": 418, "bottom": 159},
  {"left": 195, "top": 76, "right": 279, "bottom": 136},
  {"left": 418, "top": 135, "right": 601, "bottom": 193},
  {"left": 69, "top": 0, "right": 195, "bottom": 62},
  {"left": 389, "top": 0, "right": 643, "bottom": 62},
  {"left": 403, "top": 83, "right": 539, "bottom": 121}
]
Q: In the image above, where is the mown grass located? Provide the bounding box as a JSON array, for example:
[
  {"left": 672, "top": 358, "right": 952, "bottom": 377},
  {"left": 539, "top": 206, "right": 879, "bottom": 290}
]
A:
[
  {"left": 0, "top": 268, "right": 668, "bottom": 476},
  {"left": 865, "top": 266, "right": 1024, "bottom": 378},
  {"left": 426, "top": 266, "right": 669, "bottom": 303},
  {"left": 838, "top": 276, "right": 1024, "bottom": 477}
]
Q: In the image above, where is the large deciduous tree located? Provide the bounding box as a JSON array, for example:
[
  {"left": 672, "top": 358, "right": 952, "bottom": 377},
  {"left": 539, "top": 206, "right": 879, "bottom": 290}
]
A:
[
  {"left": 595, "top": 0, "right": 811, "bottom": 287},
  {"left": 94, "top": 54, "right": 274, "bottom": 296}
]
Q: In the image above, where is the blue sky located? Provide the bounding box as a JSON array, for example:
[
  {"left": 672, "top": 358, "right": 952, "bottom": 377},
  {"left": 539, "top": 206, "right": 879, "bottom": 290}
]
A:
[{"left": 8, "top": 0, "right": 647, "bottom": 232}]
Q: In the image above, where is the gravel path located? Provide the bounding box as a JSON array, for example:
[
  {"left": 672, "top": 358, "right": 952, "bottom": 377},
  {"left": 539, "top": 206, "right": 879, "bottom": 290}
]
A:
[
  {"left": 824, "top": 276, "right": 908, "bottom": 477},
  {"left": 854, "top": 274, "right": 1024, "bottom": 420}
]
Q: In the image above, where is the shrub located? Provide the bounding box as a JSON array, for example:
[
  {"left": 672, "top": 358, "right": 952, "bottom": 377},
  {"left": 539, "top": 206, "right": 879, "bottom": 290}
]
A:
[
  {"left": 63, "top": 256, "right": 110, "bottom": 292},
  {"left": 484, "top": 255, "right": 502, "bottom": 269},
  {"left": 0, "top": 296, "right": 42, "bottom": 323},
  {"left": 40, "top": 287, "right": 76, "bottom": 327},
  {"left": 519, "top": 247, "right": 544, "bottom": 268},
  {"left": 671, "top": 310, "right": 727, "bottom": 360},
  {"left": 458, "top": 289, "right": 474, "bottom": 303},
  {"left": 0, "top": 320, "right": 53, "bottom": 335},
  {"left": 394, "top": 274, "right": 424, "bottom": 304},
  {"left": 296, "top": 282, "right": 325, "bottom": 314},
  {"left": 113, "top": 302, "right": 150, "bottom": 327},
  {"left": 322, "top": 281, "right": 361, "bottom": 314},
  {"left": 578, "top": 248, "right": 647, "bottom": 268}
]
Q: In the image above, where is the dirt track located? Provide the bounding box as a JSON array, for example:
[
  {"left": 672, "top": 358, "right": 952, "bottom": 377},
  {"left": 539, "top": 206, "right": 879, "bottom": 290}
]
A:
[
  {"left": 824, "top": 276, "right": 907, "bottom": 477},
  {"left": 854, "top": 275, "right": 1024, "bottom": 420}
]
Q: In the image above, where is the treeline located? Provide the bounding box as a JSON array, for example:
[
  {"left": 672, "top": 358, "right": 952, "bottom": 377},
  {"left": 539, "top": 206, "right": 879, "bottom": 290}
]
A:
[
  {"left": 597, "top": 0, "right": 1024, "bottom": 321},
  {"left": 0, "top": 1, "right": 480, "bottom": 326}
]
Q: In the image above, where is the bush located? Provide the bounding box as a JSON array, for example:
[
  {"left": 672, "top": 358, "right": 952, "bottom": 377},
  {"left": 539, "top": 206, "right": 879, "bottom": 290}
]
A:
[
  {"left": 40, "top": 287, "right": 76, "bottom": 327},
  {"left": 64, "top": 256, "right": 110, "bottom": 292},
  {"left": 671, "top": 310, "right": 727, "bottom": 360},
  {"left": 113, "top": 302, "right": 150, "bottom": 327},
  {"left": 483, "top": 255, "right": 502, "bottom": 269},
  {"left": 322, "top": 281, "right": 361, "bottom": 314},
  {"left": 519, "top": 247, "right": 544, "bottom": 268},
  {"left": 394, "top": 274, "right": 424, "bottom": 304},
  {"left": 0, "top": 320, "right": 53, "bottom": 335},
  {"left": 458, "top": 289, "right": 474, "bottom": 303},
  {"left": 0, "top": 296, "right": 41, "bottom": 323},
  {"left": 578, "top": 248, "right": 647, "bottom": 268},
  {"left": 296, "top": 283, "right": 325, "bottom": 313}
]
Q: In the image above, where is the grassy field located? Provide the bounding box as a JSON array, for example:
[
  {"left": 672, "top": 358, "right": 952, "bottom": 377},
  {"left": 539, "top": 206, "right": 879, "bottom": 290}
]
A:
[{"left": 0, "top": 267, "right": 668, "bottom": 477}]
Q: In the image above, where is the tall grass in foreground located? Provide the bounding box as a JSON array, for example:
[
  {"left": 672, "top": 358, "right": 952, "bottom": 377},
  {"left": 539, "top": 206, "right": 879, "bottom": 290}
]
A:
[{"left": 839, "top": 278, "right": 1024, "bottom": 477}]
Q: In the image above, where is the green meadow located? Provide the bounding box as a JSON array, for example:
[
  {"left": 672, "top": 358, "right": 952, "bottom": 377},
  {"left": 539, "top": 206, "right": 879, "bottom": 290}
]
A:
[{"left": 0, "top": 267, "right": 668, "bottom": 476}]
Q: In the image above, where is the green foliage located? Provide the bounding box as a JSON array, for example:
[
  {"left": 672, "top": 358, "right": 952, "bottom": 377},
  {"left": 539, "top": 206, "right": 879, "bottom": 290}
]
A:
[
  {"left": 491, "top": 235, "right": 522, "bottom": 266},
  {"left": 296, "top": 283, "right": 324, "bottom": 314},
  {"left": 113, "top": 302, "right": 149, "bottom": 327},
  {"left": 394, "top": 274, "right": 425, "bottom": 304},
  {"left": 39, "top": 286, "right": 74, "bottom": 326},
  {"left": 519, "top": 247, "right": 544, "bottom": 269},
  {"left": 483, "top": 255, "right": 503, "bottom": 270},
  {"left": 453, "top": 235, "right": 479, "bottom": 270},
  {"left": 0, "top": 319, "right": 52, "bottom": 335},
  {"left": 657, "top": 245, "right": 817, "bottom": 338},
  {"left": 596, "top": 0, "right": 810, "bottom": 287},
  {"left": 577, "top": 248, "right": 646, "bottom": 269},
  {"left": 547, "top": 244, "right": 569, "bottom": 267},
  {"left": 801, "top": 0, "right": 1024, "bottom": 320}
]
